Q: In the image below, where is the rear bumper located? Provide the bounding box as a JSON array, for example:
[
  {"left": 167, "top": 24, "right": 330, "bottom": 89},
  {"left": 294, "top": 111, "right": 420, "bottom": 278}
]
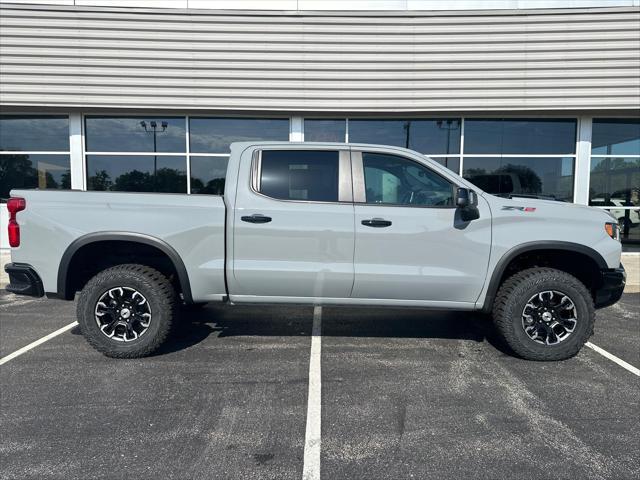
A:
[
  {"left": 4, "top": 263, "right": 44, "bottom": 297},
  {"left": 594, "top": 265, "right": 626, "bottom": 309}
]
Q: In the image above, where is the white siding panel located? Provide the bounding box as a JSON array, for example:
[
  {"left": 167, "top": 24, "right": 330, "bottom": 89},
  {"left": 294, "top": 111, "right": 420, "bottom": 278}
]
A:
[{"left": 1, "top": 4, "right": 639, "bottom": 112}]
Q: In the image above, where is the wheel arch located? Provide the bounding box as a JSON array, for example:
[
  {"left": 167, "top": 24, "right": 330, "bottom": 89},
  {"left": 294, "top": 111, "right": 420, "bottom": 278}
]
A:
[
  {"left": 57, "top": 232, "right": 193, "bottom": 303},
  {"left": 480, "top": 241, "right": 607, "bottom": 313}
]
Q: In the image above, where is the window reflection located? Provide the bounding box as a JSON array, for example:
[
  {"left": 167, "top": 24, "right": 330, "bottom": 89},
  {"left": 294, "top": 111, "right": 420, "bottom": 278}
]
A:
[
  {"left": 85, "top": 117, "right": 186, "bottom": 153},
  {"left": 304, "top": 119, "right": 346, "bottom": 142},
  {"left": 604, "top": 208, "right": 640, "bottom": 242},
  {"left": 592, "top": 119, "right": 640, "bottom": 156},
  {"left": 463, "top": 157, "right": 575, "bottom": 201},
  {"left": 589, "top": 157, "right": 639, "bottom": 207},
  {"left": 465, "top": 119, "right": 577, "bottom": 154},
  {"left": 190, "top": 156, "right": 228, "bottom": 195},
  {"left": 0, "top": 154, "right": 70, "bottom": 200},
  {"left": 430, "top": 157, "right": 460, "bottom": 173},
  {"left": 190, "top": 118, "right": 289, "bottom": 153},
  {"left": 348, "top": 119, "right": 461, "bottom": 154},
  {"left": 86, "top": 155, "right": 187, "bottom": 193},
  {"left": 0, "top": 116, "right": 69, "bottom": 151}
]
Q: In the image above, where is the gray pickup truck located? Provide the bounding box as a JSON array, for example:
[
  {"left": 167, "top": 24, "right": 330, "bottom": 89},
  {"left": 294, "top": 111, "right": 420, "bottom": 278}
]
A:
[{"left": 5, "top": 142, "right": 626, "bottom": 361}]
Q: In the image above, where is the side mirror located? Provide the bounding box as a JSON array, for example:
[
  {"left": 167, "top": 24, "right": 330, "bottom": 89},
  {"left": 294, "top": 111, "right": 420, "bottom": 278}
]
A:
[
  {"left": 456, "top": 188, "right": 480, "bottom": 222},
  {"left": 456, "top": 187, "right": 471, "bottom": 208}
]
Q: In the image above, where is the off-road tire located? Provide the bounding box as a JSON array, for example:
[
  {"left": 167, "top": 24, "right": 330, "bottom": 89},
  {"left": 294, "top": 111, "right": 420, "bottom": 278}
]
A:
[
  {"left": 77, "top": 264, "right": 177, "bottom": 358},
  {"left": 492, "top": 267, "right": 595, "bottom": 361}
]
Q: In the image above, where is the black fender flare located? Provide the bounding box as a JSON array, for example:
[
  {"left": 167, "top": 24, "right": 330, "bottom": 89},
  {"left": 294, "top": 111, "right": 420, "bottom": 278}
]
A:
[
  {"left": 57, "top": 232, "right": 193, "bottom": 303},
  {"left": 480, "top": 241, "right": 608, "bottom": 312}
]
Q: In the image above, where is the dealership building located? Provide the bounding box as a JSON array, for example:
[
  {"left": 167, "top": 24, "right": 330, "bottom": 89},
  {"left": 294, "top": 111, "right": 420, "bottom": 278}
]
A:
[{"left": 0, "top": 0, "right": 638, "bottom": 249}]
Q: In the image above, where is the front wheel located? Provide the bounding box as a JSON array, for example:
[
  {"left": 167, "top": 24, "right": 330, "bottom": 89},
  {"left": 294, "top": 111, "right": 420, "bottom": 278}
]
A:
[
  {"left": 77, "top": 264, "right": 178, "bottom": 358},
  {"left": 492, "top": 267, "right": 595, "bottom": 361}
]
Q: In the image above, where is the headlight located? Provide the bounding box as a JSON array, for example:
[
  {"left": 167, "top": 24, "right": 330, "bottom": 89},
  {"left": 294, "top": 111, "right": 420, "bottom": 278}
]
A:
[{"left": 605, "top": 222, "right": 620, "bottom": 241}]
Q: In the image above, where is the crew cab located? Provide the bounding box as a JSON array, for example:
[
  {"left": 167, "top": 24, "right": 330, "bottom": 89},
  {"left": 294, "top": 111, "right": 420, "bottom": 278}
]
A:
[{"left": 4, "top": 142, "right": 626, "bottom": 360}]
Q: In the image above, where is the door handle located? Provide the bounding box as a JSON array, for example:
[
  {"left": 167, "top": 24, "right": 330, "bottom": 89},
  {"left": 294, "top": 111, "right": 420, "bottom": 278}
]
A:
[
  {"left": 361, "top": 218, "right": 392, "bottom": 228},
  {"left": 241, "top": 214, "right": 272, "bottom": 224}
]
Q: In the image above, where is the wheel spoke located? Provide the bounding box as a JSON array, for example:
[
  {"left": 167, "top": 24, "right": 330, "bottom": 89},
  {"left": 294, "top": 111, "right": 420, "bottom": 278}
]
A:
[
  {"left": 521, "top": 290, "right": 577, "bottom": 346},
  {"left": 95, "top": 287, "right": 152, "bottom": 343}
]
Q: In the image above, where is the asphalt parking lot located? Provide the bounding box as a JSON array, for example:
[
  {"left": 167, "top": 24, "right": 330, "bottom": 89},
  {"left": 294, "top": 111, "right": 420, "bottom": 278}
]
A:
[{"left": 1, "top": 292, "right": 638, "bottom": 480}]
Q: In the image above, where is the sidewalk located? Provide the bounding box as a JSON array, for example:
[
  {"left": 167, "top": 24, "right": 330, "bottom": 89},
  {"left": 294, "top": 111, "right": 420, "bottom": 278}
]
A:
[
  {"left": 1, "top": 250, "right": 638, "bottom": 292},
  {"left": 622, "top": 253, "right": 640, "bottom": 293}
]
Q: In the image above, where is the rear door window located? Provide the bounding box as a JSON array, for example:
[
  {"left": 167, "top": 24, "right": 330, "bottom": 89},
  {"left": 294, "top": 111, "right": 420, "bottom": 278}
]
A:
[{"left": 258, "top": 150, "right": 340, "bottom": 202}]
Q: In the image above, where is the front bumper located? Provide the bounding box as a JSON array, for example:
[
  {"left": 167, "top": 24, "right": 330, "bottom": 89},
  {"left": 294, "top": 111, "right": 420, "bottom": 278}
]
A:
[
  {"left": 4, "top": 263, "right": 45, "bottom": 297},
  {"left": 594, "top": 265, "right": 626, "bottom": 309}
]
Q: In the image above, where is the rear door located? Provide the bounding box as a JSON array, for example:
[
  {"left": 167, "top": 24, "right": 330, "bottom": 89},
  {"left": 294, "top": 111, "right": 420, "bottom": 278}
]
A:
[
  {"left": 351, "top": 149, "right": 491, "bottom": 305},
  {"left": 230, "top": 147, "right": 355, "bottom": 300}
]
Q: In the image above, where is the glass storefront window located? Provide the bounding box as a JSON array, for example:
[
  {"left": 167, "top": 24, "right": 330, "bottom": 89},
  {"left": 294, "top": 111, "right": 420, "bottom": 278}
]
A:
[
  {"left": 0, "top": 115, "right": 71, "bottom": 201},
  {"left": 304, "top": 119, "right": 346, "bottom": 142},
  {"left": 606, "top": 208, "right": 640, "bottom": 243},
  {"left": 0, "top": 154, "right": 71, "bottom": 199},
  {"left": 348, "top": 119, "right": 461, "bottom": 154},
  {"left": 463, "top": 157, "right": 575, "bottom": 202},
  {"left": 590, "top": 119, "right": 640, "bottom": 244},
  {"left": 190, "top": 156, "right": 228, "bottom": 195},
  {"left": 431, "top": 157, "right": 460, "bottom": 173},
  {"left": 589, "top": 157, "right": 640, "bottom": 206},
  {"left": 0, "top": 115, "right": 69, "bottom": 152},
  {"left": 465, "top": 119, "right": 577, "bottom": 155},
  {"left": 86, "top": 155, "right": 187, "bottom": 193},
  {"left": 85, "top": 117, "right": 186, "bottom": 153},
  {"left": 189, "top": 118, "right": 290, "bottom": 154},
  {"left": 592, "top": 119, "right": 640, "bottom": 156}
]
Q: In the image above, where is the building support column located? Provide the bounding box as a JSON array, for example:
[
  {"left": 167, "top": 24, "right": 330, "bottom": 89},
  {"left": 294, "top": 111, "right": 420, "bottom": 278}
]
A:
[
  {"left": 290, "top": 116, "right": 303, "bottom": 142},
  {"left": 69, "top": 112, "right": 85, "bottom": 190},
  {"left": 574, "top": 116, "right": 592, "bottom": 205}
]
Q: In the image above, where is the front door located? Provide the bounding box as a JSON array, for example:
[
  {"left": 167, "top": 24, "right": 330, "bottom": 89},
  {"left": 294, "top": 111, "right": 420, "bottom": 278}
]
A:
[
  {"left": 351, "top": 150, "right": 491, "bottom": 305},
  {"left": 231, "top": 148, "right": 355, "bottom": 300}
]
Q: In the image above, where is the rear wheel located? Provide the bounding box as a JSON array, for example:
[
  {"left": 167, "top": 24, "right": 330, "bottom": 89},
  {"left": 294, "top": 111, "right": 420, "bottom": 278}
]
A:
[
  {"left": 77, "top": 264, "right": 177, "bottom": 358},
  {"left": 492, "top": 267, "right": 595, "bottom": 361}
]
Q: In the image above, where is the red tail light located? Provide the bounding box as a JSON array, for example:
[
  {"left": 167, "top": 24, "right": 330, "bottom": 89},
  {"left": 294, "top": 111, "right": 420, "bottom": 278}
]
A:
[{"left": 7, "top": 197, "right": 26, "bottom": 247}]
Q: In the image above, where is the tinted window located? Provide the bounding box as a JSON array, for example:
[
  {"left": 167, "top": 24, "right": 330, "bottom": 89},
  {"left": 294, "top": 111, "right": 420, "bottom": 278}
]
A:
[
  {"left": 0, "top": 154, "right": 70, "bottom": 200},
  {"left": 589, "top": 157, "right": 639, "bottom": 207},
  {"left": 86, "top": 155, "right": 187, "bottom": 193},
  {"left": 190, "top": 118, "right": 289, "bottom": 153},
  {"left": 592, "top": 119, "right": 640, "bottom": 155},
  {"left": 463, "top": 157, "right": 575, "bottom": 201},
  {"left": 304, "top": 119, "right": 346, "bottom": 142},
  {"left": 465, "top": 119, "right": 577, "bottom": 154},
  {"left": 259, "top": 150, "right": 339, "bottom": 202},
  {"left": 190, "top": 156, "right": 227, "bottom": 195},
  {"left": 0, "top": 116, "right": 69, "bottom": 151},
  {"left": 362, "top": 153, "right": 454, "bottom": 207},
  {"left": 85, "top": 117, "right": 186, "bottom": 153},
  {"left": 349, "top": 119, "right": 461, "bottom": 154}
]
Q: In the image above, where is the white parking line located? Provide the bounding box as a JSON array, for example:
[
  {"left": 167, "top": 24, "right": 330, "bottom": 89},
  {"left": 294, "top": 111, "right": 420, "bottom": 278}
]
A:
[
  {"left": 585, "top": 342, "right": 640, "bottom": 377},
  {"left": 0, "top": 321, "right": 78, "bottom": 366},
  {"left": 302, "top": 306, "right": 322, "bottom": 480}
]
